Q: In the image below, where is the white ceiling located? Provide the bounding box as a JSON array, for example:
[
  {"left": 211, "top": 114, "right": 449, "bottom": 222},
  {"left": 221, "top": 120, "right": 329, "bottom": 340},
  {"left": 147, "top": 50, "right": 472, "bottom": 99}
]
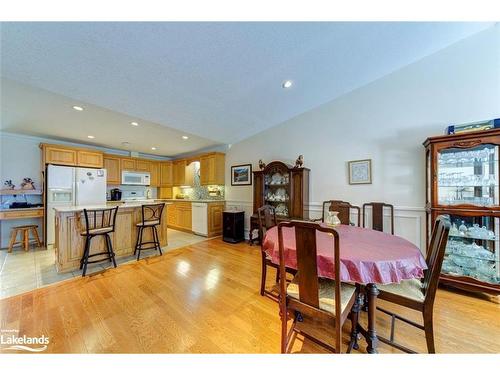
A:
[
  {"left": 0, "top": 78, "right": 220, "bottom": 156},
  {"left": 0, "top": 22, "right": 494, "bottom": 153}
]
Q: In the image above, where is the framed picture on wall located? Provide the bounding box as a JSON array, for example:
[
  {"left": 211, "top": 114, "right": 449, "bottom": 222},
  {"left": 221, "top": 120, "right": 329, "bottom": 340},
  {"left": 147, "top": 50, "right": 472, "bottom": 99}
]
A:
[
  {"left": 348, "top": 159, "right": 372, "bottom": 184},
  {"left": 231, "top": 164, "right": 252, "bottom": 186}
]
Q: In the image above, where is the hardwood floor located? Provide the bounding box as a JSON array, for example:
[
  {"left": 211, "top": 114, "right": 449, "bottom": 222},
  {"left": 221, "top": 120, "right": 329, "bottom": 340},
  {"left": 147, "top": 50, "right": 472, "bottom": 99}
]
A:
[{"left": 1, "top": 238, "right": 499, "bottom": 353}]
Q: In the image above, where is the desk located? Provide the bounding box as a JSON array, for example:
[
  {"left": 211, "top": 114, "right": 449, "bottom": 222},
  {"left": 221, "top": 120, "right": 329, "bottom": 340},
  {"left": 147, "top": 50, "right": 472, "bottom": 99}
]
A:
[
  {"left": 262, "top": 224, "right": 427, "bottom": 353},
  {"left": 0, "top": 207, "right": 44, "bottom": 248}
]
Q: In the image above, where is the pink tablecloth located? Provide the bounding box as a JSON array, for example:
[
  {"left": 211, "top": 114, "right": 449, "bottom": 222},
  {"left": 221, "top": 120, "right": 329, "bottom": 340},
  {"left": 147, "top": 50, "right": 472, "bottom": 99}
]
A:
[{"left": 262, "top": 224, "right": 427, "bottom": 285}]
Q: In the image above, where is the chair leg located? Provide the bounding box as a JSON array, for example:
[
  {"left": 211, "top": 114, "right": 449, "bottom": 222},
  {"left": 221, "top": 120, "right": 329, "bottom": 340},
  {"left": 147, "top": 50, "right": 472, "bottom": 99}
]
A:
[
  {"left": 8, "top": 229, "right": 18, "bottom": 253},
  {"left": 82, "top": 236, "right": 91, "bottom": 277},
  {"left": 423, "top": 309, "right": 436, "bottom": 353},
  {"left": 136, "top": 227, "right": 144, "bottom": 261},
  {"left": 106, "top": 234, "right": 117, "bottom": 268},
  {"left": 280, "top": 307, "right": 288, "bottom": 353},
  {"left": 23, "top": 229, "right": 29, "bottom": 251},
  {"left": 31, "top": 227, "right": 42, "bottom": 247},
  {"left": 347, "top": 292, "right": 362, "bottom": 353},
  {"left": 260, "top": 252, "right": 267, "bottom": 296},
  {"left": 134, "top": 226, "right": 141, "bottom": 255},
  {"left": 153, "top": 226, "right": 162, "bottom": 255}
]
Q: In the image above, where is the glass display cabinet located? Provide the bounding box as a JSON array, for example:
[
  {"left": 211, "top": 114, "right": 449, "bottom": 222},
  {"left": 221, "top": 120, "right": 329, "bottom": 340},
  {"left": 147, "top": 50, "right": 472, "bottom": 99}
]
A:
[
  {"left": 424, "top": 128, "right": 500, "bottom": 295},
  {"left": 249, "top": 160, "right": 310, "bottom": 244}
]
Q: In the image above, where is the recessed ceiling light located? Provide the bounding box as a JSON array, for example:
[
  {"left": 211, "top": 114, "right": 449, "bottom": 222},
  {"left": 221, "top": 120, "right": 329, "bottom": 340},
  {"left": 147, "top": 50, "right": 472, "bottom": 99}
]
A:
[
  {"left": 87, "top": 135, "right": 95, "bottom": 139},
  {"left": 282, "top": 80, "right": 293, "bottom": 89},
  {"left": 131, "top": 122, "right": 139, "bottom": 126},
  {"left": 182, "top": 136, "right": 189, "bottom": 140},
  {"left": 151, "top": 147, "right": 157, "bottom": 150},
  {"left": 72, "top": 105, "right": 84, "bottom": 111}
]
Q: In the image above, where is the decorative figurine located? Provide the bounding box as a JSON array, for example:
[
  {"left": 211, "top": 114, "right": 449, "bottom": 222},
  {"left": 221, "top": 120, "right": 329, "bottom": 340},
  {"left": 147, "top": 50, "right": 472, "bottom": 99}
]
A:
[
  {"left": 295, "top": 155, "right": 304, "bottom": 168},
  {"left": 21, "top": 178, "right": 35, "bottom": 190},
  {"left": 4, "top": 180, "right": 15, "bottom": 190},
  {"left": 258, "top": 159, "right": 266, "bottom": 170}
]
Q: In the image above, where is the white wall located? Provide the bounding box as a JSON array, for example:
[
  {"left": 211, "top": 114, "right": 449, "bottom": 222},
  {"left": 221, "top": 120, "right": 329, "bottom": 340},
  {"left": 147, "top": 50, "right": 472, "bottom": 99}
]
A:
[{"left": 225, "top": 25, "right": 500, "bottom": 250}]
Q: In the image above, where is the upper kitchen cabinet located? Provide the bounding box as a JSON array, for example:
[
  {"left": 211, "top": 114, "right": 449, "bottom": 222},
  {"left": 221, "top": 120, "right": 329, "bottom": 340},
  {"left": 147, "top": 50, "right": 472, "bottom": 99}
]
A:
[
  {"left": 159, "top": 161, "right": 173, "bottom": 187},
  {"left": 135, "top": 159, "right": 151, "bottom": 172},
  {"left": 77, "top": 150, "right": 104, "bottom": 168},
  {"left": 199, "top": 152, "right": 225, "bottom": 185},
  {"left": 103, "top": 154, "right": 121, "bottom": 185},
  {"left": 121, "top": 158, "right": 136, "bottom": 172},
  {"left": 40, "top": 143, "right": 103, "bottom": 168},
  {"left": 149, "top": 162, "right": 160, "bottom": 187},
  {"left": 173, "top": 160, "right": 187, "bottom": 186}
]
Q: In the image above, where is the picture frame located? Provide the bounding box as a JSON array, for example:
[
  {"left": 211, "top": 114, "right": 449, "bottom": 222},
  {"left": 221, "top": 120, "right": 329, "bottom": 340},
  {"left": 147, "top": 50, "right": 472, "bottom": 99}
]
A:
[
  {"left": 231, "top": 164, "right": 252, "bottom": 186},
  {"left": 348, "top": 159, "right": 372, "bottom": 184}
]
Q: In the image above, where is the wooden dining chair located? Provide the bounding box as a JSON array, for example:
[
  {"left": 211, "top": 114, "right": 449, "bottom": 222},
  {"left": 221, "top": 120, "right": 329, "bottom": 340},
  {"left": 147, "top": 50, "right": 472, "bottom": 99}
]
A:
[
  {"left": 362, "top": 202, "right": 394, "bottom": 234},
  {"left": 319, "top": 200, "right": 361, "bottom": 226},
  {"left": 277, "top": 220, "right": 361, "bottom": 353},
  {"left": 257, "top": 205, "right": 279, "bottom": 297},
  {"left": 376, "top": 215, "right": 451, "bottom": 353}
]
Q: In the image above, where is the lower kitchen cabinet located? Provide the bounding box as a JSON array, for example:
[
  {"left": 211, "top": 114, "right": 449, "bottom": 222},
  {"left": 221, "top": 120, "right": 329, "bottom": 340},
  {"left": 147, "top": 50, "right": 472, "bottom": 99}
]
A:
[
  {"left": 207, "top": 202, "right": 224, "bottom": 237},
  {"left": 167, "top": 201, "right": 192, "bottom": 232}
]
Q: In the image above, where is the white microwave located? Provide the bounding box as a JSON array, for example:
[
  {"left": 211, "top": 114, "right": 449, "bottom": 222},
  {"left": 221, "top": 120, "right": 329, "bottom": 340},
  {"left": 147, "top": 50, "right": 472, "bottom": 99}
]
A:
[{"left": 121, "top": 171, "right": 151, "bottom": 186}]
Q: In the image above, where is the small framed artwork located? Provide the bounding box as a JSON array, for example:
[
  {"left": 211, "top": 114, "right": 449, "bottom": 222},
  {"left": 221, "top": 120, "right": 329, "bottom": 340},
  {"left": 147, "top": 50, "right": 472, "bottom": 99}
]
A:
[
  {"left": 231, "top": 164, "right": 252, "bottom": 186},
  {"left": 348, "top": 159, "right": 372, "bottom": 185}
]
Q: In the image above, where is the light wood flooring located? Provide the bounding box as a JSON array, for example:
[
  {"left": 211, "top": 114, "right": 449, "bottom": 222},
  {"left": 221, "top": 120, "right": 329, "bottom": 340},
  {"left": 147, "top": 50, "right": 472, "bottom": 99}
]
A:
[{"left": 1, "top": 238, "right": 499, "bottom": 353}]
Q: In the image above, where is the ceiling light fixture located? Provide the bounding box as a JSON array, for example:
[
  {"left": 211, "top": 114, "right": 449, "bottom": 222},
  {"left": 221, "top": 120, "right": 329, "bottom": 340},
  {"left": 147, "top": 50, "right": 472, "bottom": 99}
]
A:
[
  {"left": 72, "top": 105, "right": 84, "bottom": 111},
  {"left": 131, "top": 122, "right": 139, "bottom": 126},
  {"left": 182, "top": 136, "right": 189, "bottom": 140},
  {"left": 87, "top": 135, "right": 95, "bottom": 139},
  {"left": 151, "top": 147, "right": 157, "bottom": 150},
  {"left": 121, "top": 142, "right": 130, "bottom": 146},
  {"left": 282, "top": 80, "right": 293, "bottom": 89}
]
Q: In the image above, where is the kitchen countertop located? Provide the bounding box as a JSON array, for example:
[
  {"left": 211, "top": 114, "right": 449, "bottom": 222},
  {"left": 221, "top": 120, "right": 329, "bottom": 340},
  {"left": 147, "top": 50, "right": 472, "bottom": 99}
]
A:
[
  {"left": 106, "top": 199, "right": 225, "bottom": 204},
  {"left": 54, "top": 201, "right": 173, "bottom": 213}
]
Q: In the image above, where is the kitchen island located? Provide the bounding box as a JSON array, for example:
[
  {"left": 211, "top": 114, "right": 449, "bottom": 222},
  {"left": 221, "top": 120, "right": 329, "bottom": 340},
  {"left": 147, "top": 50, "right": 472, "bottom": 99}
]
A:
[{"left": 54, "top": 202, "right": 171, "bottom": 273}]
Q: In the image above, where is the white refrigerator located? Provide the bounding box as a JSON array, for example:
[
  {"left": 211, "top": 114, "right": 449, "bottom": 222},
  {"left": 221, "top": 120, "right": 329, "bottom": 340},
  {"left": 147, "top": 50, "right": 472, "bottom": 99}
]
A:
[{"left": 46, "top": 165, "right": 107, "bottom": 247}]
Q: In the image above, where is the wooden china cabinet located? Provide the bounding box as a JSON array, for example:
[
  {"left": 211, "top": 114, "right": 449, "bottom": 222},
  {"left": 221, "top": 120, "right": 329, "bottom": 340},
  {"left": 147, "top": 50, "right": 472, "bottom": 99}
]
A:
[
  {"left": 424, "top": 128, "right": 500, "bottom": 295},
  {"left": 249, "top": 161, "right": 310, "bottom": 244}
]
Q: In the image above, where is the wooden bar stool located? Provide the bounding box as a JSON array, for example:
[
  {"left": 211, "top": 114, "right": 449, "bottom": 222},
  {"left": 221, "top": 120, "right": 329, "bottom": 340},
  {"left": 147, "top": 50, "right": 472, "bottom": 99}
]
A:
[
  {"left": 8, "top": 225, "right": 42, "bottom": 252},
  {"left": 134, "top": 203, "right": 165, "bottom": 260},
  {"left": 80, "top": 207, "right": 119, "bottom": 277}
]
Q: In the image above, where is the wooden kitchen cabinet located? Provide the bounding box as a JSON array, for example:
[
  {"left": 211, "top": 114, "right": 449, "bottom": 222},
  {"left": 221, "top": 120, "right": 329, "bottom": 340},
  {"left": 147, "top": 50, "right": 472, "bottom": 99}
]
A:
[
  {"left": 159, "top": 161, "right": 173, "bottom": 187},
  {"left": 40, "top": 144, "right": 103, "bottom": 168},
  {"left": 149, "top": 162, "right": 160, "bottom": 187},
  {"left": 77, "top": 150, "right": 103, "bottom": 168},
  {"left": 41, "top": 145, "right": 77, "bottom": 166},
  {"left": 199, "top": 152, "right": 225, "bottom": 185},
  {"left": 103, "top": 154, "right": 121, "bottom": 185},
  {"left": 173, "top": 160, "right": 187, "bottom": 186},
  {"left": 167, "top": 201, "right": 192, "bottom": 232},
  {"left": 135, "top": 159, "right": 151, "bottom": 172},
  {"left": 207, "top": 202, "right": 224, "bottom": 237},
  {"left": 121, "top": 158, "right": 136, "bottom": 172}
]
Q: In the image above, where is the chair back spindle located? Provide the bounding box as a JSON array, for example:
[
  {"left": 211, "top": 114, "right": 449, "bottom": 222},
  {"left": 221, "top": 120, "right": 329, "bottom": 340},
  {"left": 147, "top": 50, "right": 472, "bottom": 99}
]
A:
[
  {"left": 362, "top": 202, "right": 394, "bottom": 234},
  {"left": 422, "top": 216, "right": 450, "bottom": 303},
  {"left": 141, "top": 203, "right": 165, "bottom": 225},
  {"left": 83, "top": 207, "right": 119, "bottom": 236},
  {"left": 321, "top": 200, "right": 360, "bottom": 226},
  {"left": 257, "top": 205, "right": 277, "bottom": 240}
]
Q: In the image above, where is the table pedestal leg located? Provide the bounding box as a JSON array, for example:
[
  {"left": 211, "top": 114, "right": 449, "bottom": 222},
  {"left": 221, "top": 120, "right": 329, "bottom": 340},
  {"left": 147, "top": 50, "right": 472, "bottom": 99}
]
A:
[{"left": 366, "top": 283, "right": 379, "bottom": 354}]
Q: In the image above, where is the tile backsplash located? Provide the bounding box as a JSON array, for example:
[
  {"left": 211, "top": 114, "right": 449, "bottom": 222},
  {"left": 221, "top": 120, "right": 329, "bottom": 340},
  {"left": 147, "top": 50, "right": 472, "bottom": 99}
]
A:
[{"left": 174, "top": 163, "right": 224, "bottom": 200}]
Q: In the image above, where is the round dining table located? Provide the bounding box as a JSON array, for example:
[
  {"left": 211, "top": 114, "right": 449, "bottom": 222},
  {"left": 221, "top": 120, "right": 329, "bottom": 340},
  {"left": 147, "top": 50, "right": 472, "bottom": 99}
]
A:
[{"left": 262, "top": 223, "right": 427, "bottom": 353}]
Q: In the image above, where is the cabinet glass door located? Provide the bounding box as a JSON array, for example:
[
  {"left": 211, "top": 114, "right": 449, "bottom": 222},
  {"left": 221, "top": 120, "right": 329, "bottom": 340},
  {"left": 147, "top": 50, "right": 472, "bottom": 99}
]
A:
[
  {"left": 444, "top": 214, "right": 500, "bottom": 286},
  {"left": 437, "top": 144, "right": 499, "bottom": 206}
]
